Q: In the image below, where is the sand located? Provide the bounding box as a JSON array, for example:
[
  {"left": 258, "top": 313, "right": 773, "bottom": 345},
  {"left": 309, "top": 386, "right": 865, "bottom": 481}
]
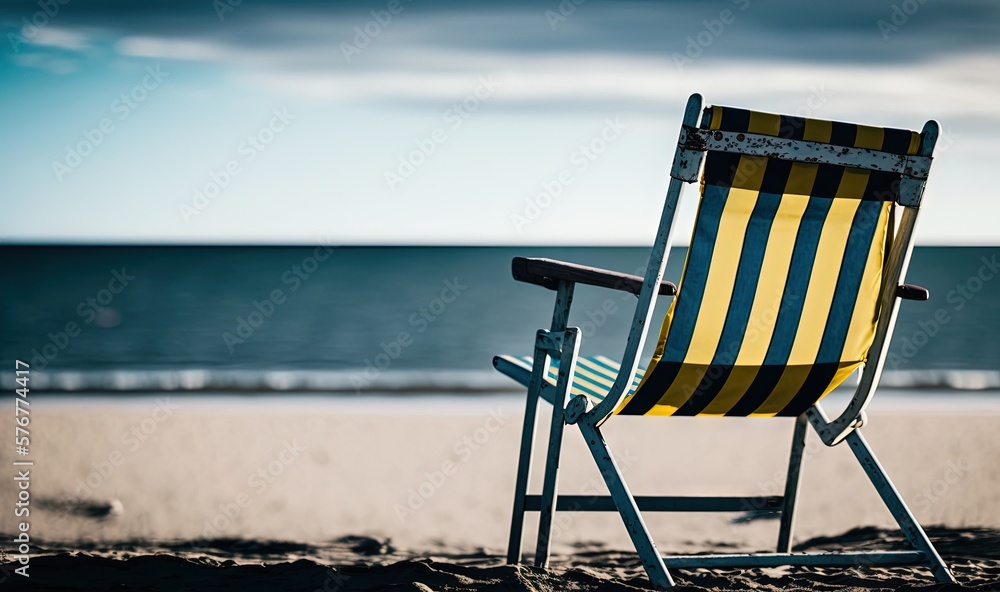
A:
[{"left": 1, "top": 392, "right": 999, "bottom": 590}]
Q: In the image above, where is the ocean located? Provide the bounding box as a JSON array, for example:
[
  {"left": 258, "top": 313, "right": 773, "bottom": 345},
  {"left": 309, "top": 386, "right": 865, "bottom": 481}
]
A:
[{"left": 1, "top": 245, "right": 998, "bottom": 394}]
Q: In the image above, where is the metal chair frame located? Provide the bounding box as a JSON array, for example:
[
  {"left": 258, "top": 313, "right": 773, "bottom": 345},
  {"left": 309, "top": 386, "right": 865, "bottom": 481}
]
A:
[{"left": 504, "top": 93, "right": 954, "bottom": 588}]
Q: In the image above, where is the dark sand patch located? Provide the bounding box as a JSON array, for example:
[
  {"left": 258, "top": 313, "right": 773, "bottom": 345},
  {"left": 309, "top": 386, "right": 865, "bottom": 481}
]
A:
[{"left": 2, "top": 527, "right": 998, "bottom": 591}]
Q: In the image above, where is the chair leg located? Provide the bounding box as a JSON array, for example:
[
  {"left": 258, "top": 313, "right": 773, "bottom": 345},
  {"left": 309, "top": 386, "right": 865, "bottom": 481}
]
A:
[
  {"left": 777, "top": 413, "right": 808, "bottom": 552},
  {"left": 506, "top": 337, "right": 551, "bottom": 564},
  {"left": 533, "top": 328, "right": 581, "bottom": 568},
  {"left": 578, "top": 419, "right": 675, "bottom": 589},
  {"left": 844, "top": 429, "right": 956, "bottom": 583}
]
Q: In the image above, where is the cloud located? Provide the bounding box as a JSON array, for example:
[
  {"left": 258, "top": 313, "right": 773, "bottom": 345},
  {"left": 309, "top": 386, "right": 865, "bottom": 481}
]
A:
[
  {"left": 116, "top": 36, "right": 235, "bottom": 63},
  {"left": 105, "top": 24, "right": 1000, "bottom": 125},
  {"left": 10, "top": 50, "right": 80, "bottom": 74},
  {"left": 6, "top": 1, "right": 1000, "bottom": 121},
  {"left": 27, "top": 26, "right": 91, "bottom": 51}
]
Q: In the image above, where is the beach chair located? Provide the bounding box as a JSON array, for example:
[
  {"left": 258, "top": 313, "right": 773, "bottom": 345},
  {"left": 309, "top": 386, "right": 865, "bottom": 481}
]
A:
[{"left": 494, "top": 93, "right": 954, "bottom": 587}]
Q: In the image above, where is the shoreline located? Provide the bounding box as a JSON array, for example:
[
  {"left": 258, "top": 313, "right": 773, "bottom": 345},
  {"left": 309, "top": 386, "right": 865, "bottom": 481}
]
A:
[{"left": 23, "top": 388, "right": 1000, "bottom": 415}]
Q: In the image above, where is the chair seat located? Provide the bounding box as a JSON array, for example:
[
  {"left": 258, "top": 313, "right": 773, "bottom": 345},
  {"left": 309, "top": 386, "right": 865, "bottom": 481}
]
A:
[
  {"left": 493, "top": 354, "right": 644, "bottom": 407},
  {"left": 494, "top": 354, "right": 855, "bottom": 416}
]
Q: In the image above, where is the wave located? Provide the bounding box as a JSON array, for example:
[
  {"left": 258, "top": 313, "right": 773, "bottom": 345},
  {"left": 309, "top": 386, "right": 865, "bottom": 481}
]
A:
[
  {"left": 3, "top": 368, "right": 1000, "bottom": 393},
  {"left": 1, "top": 368, "right": 517, "bottom": 394},
  {"left": 876, "top": 369, "right": 1000, "bottom": 391}
]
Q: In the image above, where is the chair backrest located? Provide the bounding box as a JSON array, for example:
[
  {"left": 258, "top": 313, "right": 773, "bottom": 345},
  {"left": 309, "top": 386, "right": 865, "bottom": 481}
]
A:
[{"left": 615, "top": 105, "right": 931, "bottom": 418}]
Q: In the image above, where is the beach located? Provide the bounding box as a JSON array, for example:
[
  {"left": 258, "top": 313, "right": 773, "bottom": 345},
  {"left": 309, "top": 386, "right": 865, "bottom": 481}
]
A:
[
  {"left": 2, "top": 391, "right": 998, "bottom": 590},
  {"left": 4, "top": 0, "right": 1000, "bottom": 587}
]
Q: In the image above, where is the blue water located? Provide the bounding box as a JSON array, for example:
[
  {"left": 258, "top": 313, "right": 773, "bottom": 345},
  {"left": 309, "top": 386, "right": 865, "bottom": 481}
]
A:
[{"left": 1, "top": 246, "right": 998, "bottom": 392}]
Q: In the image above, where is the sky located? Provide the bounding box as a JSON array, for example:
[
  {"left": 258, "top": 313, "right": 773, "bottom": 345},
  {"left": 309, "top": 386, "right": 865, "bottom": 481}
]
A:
[{"left": 1, "top": 0, "right": 998, "bottom": 245}]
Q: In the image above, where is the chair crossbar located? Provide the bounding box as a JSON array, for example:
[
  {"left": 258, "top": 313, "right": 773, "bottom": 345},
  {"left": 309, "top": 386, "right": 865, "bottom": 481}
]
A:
[
  {"left": 679, "top": 126, "right": 931, "bottom": 179},
  {"left": 661, "top": 550, "right": 927, "bottom": 569},
  {"left": 523, "top": 495, "right": 782, "bottom": 513}
]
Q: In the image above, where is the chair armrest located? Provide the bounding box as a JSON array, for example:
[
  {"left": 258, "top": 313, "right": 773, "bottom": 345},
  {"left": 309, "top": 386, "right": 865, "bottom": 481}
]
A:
[
  {"left": 896, "top": 284, "right": 929, "bottom": 301},
  {"left": 512, "top": 257, "right": 676, "bottom": 296}
]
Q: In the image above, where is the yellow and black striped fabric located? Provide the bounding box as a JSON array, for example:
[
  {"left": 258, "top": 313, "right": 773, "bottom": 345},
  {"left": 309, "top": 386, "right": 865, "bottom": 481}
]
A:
[{"left": 616, "top": 106, "right": 922, "bottom": 417}]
